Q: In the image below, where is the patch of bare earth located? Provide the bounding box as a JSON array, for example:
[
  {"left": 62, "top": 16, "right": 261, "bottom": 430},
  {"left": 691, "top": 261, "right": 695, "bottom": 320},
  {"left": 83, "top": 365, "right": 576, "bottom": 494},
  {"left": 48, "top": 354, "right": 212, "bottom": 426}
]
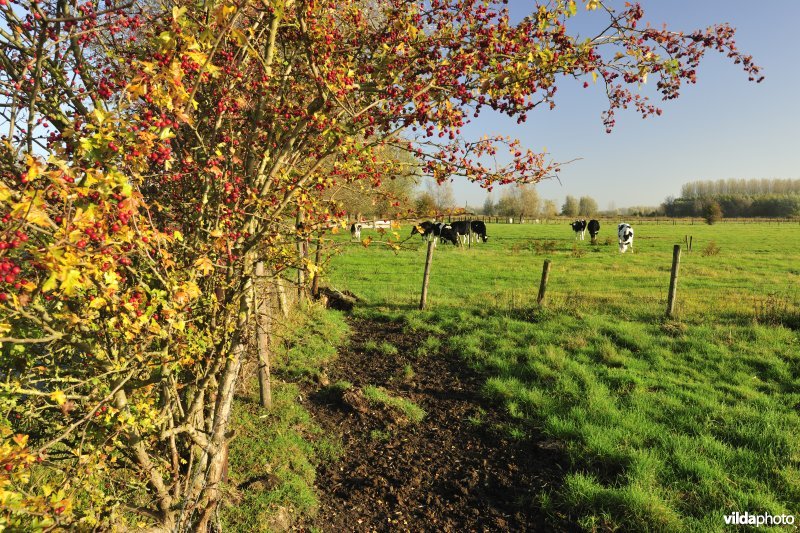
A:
[{"left": 303, "top": 316, "right": 574, "bottom": 531}]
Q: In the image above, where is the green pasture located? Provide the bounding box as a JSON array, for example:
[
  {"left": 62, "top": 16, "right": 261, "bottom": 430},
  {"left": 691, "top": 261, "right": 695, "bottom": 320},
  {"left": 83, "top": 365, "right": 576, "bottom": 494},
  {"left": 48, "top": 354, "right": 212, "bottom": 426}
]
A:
[
  {"left": 326, "top": 221, "right": 800, "bottom": 531},
  {"left": 328, "top": 220, "right": 800, "bottom": 322}
]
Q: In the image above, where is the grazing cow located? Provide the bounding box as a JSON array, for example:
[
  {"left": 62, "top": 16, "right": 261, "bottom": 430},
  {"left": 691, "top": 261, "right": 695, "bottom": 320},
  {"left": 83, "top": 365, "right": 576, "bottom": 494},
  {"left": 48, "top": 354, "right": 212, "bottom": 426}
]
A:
[
  {"left": 350, "top": 223, "right": 362, "bottom": 241},
  {"left": 437, "top": 225, "right": 459, "bottom": 246},
  {"left": 411, "top": 221, "right": 457, "bottom": 246},
  {"left": 411, "top": 220, "right": 436, "bottom": 240},
  {"left": 618, "top": 223, "right": 634, "bottom": 253},
  {"left": 587, "top": 219, "right": 601, "bottom": 244},
  {"left": 450, "top": 220, "right": 471, "bottom": 246},
  {"left": 470, "top": 220, "right": 489, "bottom": 243},
  {"left": 571, "top": 219, "right": 587, "bottom": 240}
]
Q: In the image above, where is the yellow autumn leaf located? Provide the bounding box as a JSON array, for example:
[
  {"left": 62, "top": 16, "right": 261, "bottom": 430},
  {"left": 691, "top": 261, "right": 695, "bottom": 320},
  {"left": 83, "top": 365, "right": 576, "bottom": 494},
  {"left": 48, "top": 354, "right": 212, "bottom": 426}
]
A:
[
  {"left": 194, "top": 256, "right": 215, "bottom": 276},
  {"left": 12, "top": 433, "right": 28, "bottom": 448},
  {"left": 586, "top": 0, "right": 601, "bottom": 10},
  {"left": 42, "top": 273, "right": 58, "bottom": 293},
  {"left": 51, "top": 390, "right": 67, "bottom": 406},
  {"left": 60, "top": 269, "right": 82, "bottom": 296},
  {"left": 172, "top": 5, "right": 187, "bottom": 20},
  {"left": 93, "top": 107, "right": 107, "bottom": 124},
  {"left": 25, "top": 154, "right": 42, "bottom": 181},
  {"left": 89, "top": 297, "right": 107, "bottom": 309},
  {"left": 11, "top": 196, "right": 52, "bottom": 228},
  {"left": 103, "top": 270, "right": 120, "bottom": 291},
  {"left": 0, "top": 182, "right": 12, "bottom": 203}
]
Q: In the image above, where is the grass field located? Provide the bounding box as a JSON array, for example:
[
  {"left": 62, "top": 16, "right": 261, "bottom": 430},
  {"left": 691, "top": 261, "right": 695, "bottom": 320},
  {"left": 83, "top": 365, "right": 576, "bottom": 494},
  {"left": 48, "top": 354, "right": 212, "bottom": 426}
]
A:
[{"left": 325, "top": 220, "right": 800, "bottom": 531}]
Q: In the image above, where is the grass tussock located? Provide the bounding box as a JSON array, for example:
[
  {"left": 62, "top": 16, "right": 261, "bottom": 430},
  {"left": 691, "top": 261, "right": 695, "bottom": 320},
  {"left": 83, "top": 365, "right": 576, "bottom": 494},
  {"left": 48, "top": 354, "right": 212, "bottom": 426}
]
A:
[{"left": 362, "top": 385, "right": 426, "bottom": 424}]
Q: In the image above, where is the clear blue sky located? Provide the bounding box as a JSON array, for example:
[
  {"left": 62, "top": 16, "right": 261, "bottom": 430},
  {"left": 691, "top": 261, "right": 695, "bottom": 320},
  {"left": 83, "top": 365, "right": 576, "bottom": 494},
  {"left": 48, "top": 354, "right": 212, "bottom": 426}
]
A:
[{"left": 446, "top": 0, "right": 800, "bottom": 211}]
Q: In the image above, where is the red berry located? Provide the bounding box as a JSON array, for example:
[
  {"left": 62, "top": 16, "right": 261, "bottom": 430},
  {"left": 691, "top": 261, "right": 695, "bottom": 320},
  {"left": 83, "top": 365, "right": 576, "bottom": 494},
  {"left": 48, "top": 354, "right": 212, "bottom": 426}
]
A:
[
  {"left": 4, "top": 464, "right": 12, "bottom": 471},
  {"left": 0, "top": 293, "right": 7, "bottom": 302},
  {"left": 76, "top": 240, "right": 87, "bottom": 249}
]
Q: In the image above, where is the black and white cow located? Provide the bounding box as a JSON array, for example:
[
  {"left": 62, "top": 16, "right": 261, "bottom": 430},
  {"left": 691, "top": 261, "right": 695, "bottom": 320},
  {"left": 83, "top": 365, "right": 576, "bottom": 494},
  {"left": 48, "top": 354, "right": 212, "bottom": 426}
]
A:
[
  {"left": 411, "top": 220, "right": 436, "bottom": 240},
  {"left": 571, "top": 219, "right": 587, "bottom": 240},
  {"left": 617, "top": 223, "right": 634, "bottom": 253},
  {"left": 450, "top": 220, "right": 471, "bottom": 246},
  {"left": 438, "top": 225, "right": 460, "bottom": 246},
  {"left": 350, "top": 223, "right": 362, "bottom": 241},
  {"left": 587, "top": 219, "right": 600, "bottom": 244},
  {"left": 470, "top": 220, "right": 489, "bottom": 243},
  {"left": 412, "top": 221, "right": 458, "bottom": 246}
]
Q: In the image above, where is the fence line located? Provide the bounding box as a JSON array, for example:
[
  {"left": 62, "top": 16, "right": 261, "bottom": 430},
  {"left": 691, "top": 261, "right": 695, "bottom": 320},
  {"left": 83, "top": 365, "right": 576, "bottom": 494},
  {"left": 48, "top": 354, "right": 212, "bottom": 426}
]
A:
[{"left": 434, "top": 216, "right": 800, "bottom": 226}]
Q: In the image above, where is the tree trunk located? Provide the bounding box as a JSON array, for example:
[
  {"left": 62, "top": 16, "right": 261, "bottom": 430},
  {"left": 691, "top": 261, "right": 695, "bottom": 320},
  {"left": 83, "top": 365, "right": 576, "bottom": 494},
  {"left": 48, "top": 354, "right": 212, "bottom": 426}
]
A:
[{"left": 190, "top": 278, "right": 251, "bottom": 531}]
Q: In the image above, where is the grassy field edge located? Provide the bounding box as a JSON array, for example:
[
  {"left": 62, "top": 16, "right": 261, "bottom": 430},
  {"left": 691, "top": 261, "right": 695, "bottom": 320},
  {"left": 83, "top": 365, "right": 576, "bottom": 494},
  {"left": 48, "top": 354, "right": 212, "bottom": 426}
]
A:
[{"left": 220, "top": 305, "right": 349, "bottom": 531}]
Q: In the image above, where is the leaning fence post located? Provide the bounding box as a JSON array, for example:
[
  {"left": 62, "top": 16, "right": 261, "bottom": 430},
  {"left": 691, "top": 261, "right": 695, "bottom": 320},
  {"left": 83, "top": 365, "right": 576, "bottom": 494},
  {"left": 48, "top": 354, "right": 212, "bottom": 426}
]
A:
[
  {"left": 666, "top": 244, "right": 682, "bottom": 318},
  {"left": 419, "top": 239, "right": 435, "bottom": 310},
  {"left": 255, "top": 261, "right": 272, "bottom": 409},
  {"left": 537, "top": 259, "right": 552, "bottom": 306}
]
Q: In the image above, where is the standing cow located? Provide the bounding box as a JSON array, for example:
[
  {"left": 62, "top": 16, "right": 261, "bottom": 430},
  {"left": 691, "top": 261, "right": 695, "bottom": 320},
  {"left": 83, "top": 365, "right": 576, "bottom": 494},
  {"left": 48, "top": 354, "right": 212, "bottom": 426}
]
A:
[
  {"left": 350, "top": 223, "right": 362, "bottom": 241},
  {"left": 571, "top": 220, "right": 587, "bottom": 240},
  {"left": 617, "top": 223, "right": 634, "bottom": 253},
  {"left": 588, "top": 219, "right": 600, "bottom": 244}
]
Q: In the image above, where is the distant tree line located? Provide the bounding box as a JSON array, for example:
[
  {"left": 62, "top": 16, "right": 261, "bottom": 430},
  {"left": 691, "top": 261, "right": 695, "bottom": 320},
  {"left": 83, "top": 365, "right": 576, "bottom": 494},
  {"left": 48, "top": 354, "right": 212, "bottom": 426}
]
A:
[
  {"left": 664, "top": 179, "right": 800, "bottom": 218},
  {"left": 680, "top": 178, "right": 800, "bottom": 198}
]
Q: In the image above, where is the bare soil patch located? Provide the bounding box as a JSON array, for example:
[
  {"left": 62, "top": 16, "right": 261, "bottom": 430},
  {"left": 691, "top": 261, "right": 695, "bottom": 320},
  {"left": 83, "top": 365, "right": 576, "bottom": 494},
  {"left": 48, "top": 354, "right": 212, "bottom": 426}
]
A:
[{"left": 303, "top": 315, "right": 574, "bottom": 531}]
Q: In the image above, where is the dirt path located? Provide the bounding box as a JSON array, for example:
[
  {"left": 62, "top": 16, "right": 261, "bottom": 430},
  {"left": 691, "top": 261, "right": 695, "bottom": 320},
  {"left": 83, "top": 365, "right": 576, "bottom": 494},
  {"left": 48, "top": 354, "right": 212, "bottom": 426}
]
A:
[{"left": 304, "top": 315, "right": 572, "bottom": 531}]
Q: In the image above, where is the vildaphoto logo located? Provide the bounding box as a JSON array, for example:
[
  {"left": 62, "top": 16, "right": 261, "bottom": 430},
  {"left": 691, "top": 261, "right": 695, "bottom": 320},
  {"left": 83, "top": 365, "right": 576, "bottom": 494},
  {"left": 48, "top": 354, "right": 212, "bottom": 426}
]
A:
[{"left": 724, "top": 512, "right": 795, "bottom": 527}]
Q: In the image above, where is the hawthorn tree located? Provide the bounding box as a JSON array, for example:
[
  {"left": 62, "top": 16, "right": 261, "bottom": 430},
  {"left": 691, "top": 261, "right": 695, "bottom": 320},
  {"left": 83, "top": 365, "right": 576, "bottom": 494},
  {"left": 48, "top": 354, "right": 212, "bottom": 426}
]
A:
[{"left": 0, "top": 0, "right": 761, "bottom": 529}]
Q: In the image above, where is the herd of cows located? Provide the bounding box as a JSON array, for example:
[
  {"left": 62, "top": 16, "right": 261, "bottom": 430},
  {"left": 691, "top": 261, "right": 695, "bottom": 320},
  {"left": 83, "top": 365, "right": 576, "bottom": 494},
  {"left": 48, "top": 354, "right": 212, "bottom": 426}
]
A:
[{"left": 350, "top": 219, "right": 636, "bottom": 253}]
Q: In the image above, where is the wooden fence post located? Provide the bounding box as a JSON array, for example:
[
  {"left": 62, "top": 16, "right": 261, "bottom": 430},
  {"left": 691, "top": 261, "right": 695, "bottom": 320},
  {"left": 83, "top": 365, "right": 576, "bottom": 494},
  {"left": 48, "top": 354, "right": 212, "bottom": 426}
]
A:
[
  {"left": 666, "top": 244, "right": 682, "bottom": 318},
  {"left": 274, "top": 273, "right": 289, "bottom": 318},
  {"left": 296, "top": 210, "right": 307, "bottom": 303},
  {"left": 537, "top": 259, "right": 552, "bottom": 306},
  {"left": 689, "top": 236, "right": 693, "bottom": 252},
  {"left": 255, "top": 261, "right": 272, "bottom": 409},
  {"left": 311, "top": 236, "right": 322, "bottom": 298},
  {"left": 419, "top": 239, "right": 435, "bottom": 310}
]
